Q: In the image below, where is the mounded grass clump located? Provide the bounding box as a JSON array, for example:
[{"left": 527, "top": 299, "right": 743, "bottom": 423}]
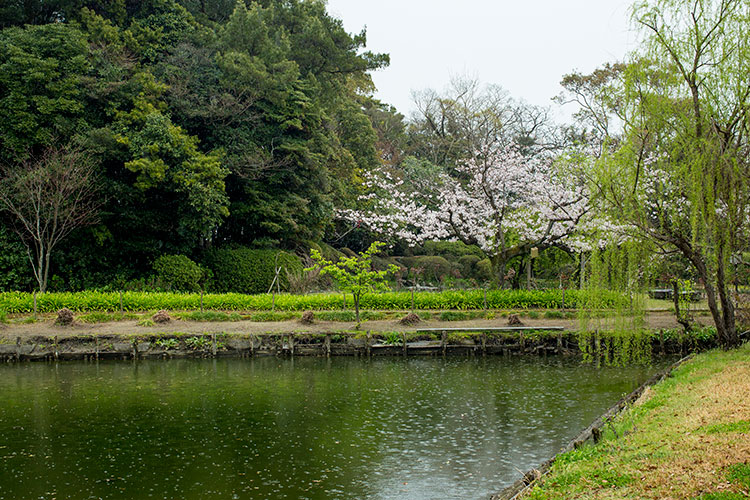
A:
[
  {"left": 299, "top": 311, "right": 315, "bottom": 325},
  {"left": 399, "top": 312, "right": 421, "bottom": 326},
  {"left": 55, "top": 308, "right": 74, "bottom": 326},
  {"left": 152, "top": 310, "right": 171, "bottom": 324}
]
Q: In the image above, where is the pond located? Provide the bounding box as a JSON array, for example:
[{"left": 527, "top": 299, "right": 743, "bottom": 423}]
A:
[{"left": 0, "top": 356, "right": 665, "bottom": 499}]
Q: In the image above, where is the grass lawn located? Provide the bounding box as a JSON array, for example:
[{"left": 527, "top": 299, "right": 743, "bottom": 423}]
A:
[{"left": 524, "top": 343, "right": 750, "bottom": 499}]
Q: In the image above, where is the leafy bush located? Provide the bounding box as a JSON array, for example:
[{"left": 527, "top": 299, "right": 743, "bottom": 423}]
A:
[
  {"left": 203, "top": 247, "right": 302, "bottom": 294},
  {"left": 185, "top": 336, "right": 212, "bottom": 350},
  {"left": 458, "top": 255, "right": 481, "bottom": 279},
  {"left": 152, "top": 255, "right": 206, "bottom": 292},
  {"left": 422, "top": 240, "right": 484, "bottom": 259},
  {"left": 475, "top": 259, "right": 493, "bottom": 282},
  {"left": 414, "top": 256, "right": 452, "bottom": 283}
]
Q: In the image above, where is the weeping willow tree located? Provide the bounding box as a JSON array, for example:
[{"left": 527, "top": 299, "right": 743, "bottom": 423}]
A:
[
  {"left": 569, "top": 0, "right": 749, "bottom": 348},
  {"left": 577, "top": 240, "right": 653, "bottom": 365}
]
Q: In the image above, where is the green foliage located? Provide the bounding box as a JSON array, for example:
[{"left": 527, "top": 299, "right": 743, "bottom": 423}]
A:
[
  {"left": 439, "top": 311, "right": 469, "bottom": 321},
  {"left": 726, "top": 463, "right": 750, "bottom": 489},
  {"left": 0, "top": 288, "right": 627, "bottom": 313},
  {"left": 137, "top": 318, "right": 155, "bottom": 327},
  {"left": 184, "top": 336, "right": 211, "bottom": 350},
  {"left": 174, "top": 310, "right": 241, "bottom": 322},
  {"left": 475, "top": 259, "right": 493, "bottom": 283},
  {"left": 203, "top": 247, "right": 302, "bottom": 294},
  {"left": 77, "top": 312, "right": 137, "bottom": 323},
  {"left": 0, "top": 0, "right": 389, "bottom": 290},
  {"left": 695, "top": 493, "right": 746, "bottom": 500},
  {"left": 0, "top": 225, "right": 32, "bottom": 291},
  {"left": 414, "top": 256, "right": 452, "bottom": 283},
  {"left": 702, "top": 420, "right": 750, "bottom": 435},
  {"left": 457, "top": 255, "right": 482, "bottom": 279},
  {"left": 152, "top": 254, "right": 206, "bottom": 292},
  {"left": 250, "top": 311, "right": 298, "bottom": 322},
  {"left": 316, "top": 310, "right": 387, "bottom": 322},
  {"left": 422, "top": 241, "right": 484, "bottom": 259},
  {"left": 154, "top": 338, "right": 179, "bottom": 349},
  {"left": 307, "top": 241, "right": 398, "bottom": 323},
  {"left": 382, "top": 331, "right": 402, "bottom": 345},
  {"left": 0, "top": 23, "right": 91, "bottom": 162}
]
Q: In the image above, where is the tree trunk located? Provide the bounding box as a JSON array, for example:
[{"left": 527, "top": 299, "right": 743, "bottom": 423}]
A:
[
  {"left": 685, "top": 247, "right": 738, "bottom": 348},
  {"left": 672, "top": 280, "right": 692, "bottom": 333},
  {"left": 715, "top": 255, "right": 738, "bottom": 346},
  {"left": 354, "top": 294, "right": 361, "bottom": 327},
  {"left": 490, "top": 255, "right": 506, "bottom": 289}
]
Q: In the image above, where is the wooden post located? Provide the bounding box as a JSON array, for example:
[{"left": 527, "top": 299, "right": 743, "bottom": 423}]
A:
[
  {"left": 15, "top": 337, "right": 21, "bottom": 362},
  {"left": 325, "top": 334, "right": 331, "bottom": 358},
  {"left": 526, "top": 257, "right": 532, "bottom": 290},
  {"left": 119, "top": 291, "right": 124, "bottom": 314},
  {"left": 402, "top": 332, "right": 407, "bottom": 357},
  {"left": 211, "top": 333, "right": 217, "bottom": 356},
  {"left": 520, "top": 331, "right": 525, "bottom": 350},
  {"left": 481, "top": 332, "right": 487, "bottom": 355},
  {"left": 250, "top": 335, "right": 255, "bottom": 357},
  {"left": 289, "top": 333, "right": 295, "bottom": 357},
  {"left": 441, "top": 331, "right": 447, "bottom": 356},
  {"left": 33, "top": 290, "right": 38, "bottom": 319},
  {"left": 366, "top": 331, "right": 371, "bottom": 357},
  {"left": 557, "top": 332, "right": 563, "bottom": 351}
]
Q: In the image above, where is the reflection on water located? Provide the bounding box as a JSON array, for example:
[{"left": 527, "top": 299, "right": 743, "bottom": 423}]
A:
[{"left": 0, "top": 356, "right": 663, "bottom": 499}]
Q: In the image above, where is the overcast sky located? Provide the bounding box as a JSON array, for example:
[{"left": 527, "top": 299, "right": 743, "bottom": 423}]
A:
[{"left": 326, "top": 0, "right": 639, "bottom": 122}]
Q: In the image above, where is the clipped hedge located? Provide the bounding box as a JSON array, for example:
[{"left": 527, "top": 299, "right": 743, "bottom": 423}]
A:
[
  {"left": 152, "top": 254, "right": 205, "bottom": 292},
  {"left": 203, "top": 247, "right": 302, "bottom": 294},
  {"left": 0, "top": 289, "right": 626, "bottom": 313}
]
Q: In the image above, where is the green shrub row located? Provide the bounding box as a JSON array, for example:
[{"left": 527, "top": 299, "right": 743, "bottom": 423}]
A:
[
  {"left": 0, "top": 289, "right": 625, "bottom": 314},
  {"left": 203, "top": 248, "right": 301, "bottom": 294}
]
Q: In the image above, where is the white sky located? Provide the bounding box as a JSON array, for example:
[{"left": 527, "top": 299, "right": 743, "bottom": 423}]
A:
[{"left": 326, "top": 0, "right": 639, "bottom": 122}]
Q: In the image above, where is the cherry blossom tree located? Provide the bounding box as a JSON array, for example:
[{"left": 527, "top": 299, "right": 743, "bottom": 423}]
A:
[{"left": 341, "top": 146, "right": 588, "bottom": 287}]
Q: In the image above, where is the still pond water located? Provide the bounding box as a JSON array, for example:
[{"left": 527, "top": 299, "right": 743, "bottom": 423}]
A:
[{"left": 0, "top": 356, "right": 664, "bottom": 499}]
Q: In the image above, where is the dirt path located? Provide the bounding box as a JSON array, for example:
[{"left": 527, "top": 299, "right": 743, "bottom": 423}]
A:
[{"left": 0, "top": 311, "right": 712, "bottom": 341}]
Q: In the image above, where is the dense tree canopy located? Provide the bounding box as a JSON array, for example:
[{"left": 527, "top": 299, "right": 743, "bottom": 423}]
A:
[{"left": 0, "top": 0, "right": 389, "bottom": 290}]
